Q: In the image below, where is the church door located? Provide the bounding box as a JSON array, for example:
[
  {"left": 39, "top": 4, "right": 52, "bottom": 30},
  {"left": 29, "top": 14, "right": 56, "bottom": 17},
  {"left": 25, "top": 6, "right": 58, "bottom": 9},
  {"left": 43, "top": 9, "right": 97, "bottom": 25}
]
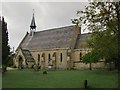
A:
[{"left": 18, "top": 56, "right": 23, "bottom": 69}]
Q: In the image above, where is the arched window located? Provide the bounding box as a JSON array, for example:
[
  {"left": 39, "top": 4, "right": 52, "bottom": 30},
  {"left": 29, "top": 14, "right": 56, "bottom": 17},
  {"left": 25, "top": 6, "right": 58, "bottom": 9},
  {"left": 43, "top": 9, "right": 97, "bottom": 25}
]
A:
[
  {"left": 53, "top": 52, "right": 56, "bottom": 61},
  {"left": 38, "top": 54, "right": 40, "bottom": 62},
  {"left": 80, "top": 52, "right": 82, "bottom": 61},
  {"left": 48, "top": 54, "right": 51, "bottom": 62},
  {"left": 60, "top": 53, "right": 62, "bottom": 62}
]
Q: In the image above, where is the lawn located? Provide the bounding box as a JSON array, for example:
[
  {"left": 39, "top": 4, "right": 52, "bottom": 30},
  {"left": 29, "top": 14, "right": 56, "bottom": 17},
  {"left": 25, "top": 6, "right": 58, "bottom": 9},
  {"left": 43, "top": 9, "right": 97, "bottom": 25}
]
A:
[
  {"left": 2, "top": 69, "right": 118, "bottom": 88},
  {"left": 0, "top": 73, "right": 2, "bottom": 89}
]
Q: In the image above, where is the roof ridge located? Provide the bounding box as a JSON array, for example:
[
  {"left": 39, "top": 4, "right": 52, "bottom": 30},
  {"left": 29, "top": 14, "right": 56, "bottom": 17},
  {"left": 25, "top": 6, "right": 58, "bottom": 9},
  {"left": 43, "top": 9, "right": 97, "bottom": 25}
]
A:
[
  {"left": 35, "top": 25, "right": 75, "bottom": 33},
  {"left": 78, "top": 32, "right": 92, "bottom": 35}
]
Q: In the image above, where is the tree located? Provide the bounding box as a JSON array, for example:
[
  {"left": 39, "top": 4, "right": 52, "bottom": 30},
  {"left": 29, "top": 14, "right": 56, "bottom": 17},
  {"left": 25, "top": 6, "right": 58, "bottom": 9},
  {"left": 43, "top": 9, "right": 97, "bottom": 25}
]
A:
[
  {"left": 7, "top": 52, "right": 15, "bottom": 67},
  {"left": 72, "top": 2, "right": 120, "bottom": 71},
  {"left": 82, "top": 50, "right": 101, "bottom": 70},
  {"left": 0, "top": 17, "right": 2, "bottom": 66},
  {"left": 2, "top": 17, "right": 10, "bottom": 72}
]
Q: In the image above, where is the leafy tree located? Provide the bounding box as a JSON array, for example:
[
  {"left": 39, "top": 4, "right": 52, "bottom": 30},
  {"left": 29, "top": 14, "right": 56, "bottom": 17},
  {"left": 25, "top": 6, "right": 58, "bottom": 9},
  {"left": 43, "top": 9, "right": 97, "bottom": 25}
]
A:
[
  {"left": 2, "top": 17, "right": 10, "bottom": 72},
  {"left": 82, "top": 50, "right": 101, "bottom": 70},
  {"left": 0, "top": 17, "right": 2, "bottom": 66},
  {"left": 72, "top": 2, "right": 120, "bottom": 70},
  {"left": 7, "top": 52, "right": 15, "bottom": 67}
]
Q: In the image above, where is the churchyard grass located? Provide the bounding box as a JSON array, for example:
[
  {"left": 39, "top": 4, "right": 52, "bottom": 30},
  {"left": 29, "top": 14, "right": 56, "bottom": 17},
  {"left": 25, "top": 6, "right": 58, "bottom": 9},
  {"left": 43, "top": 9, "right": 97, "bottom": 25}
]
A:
[
  {"left": 2, "top": 69, "right": 118, "bottom": 88},
  {"left": 0, "top": 73, "right": 2, "bottom": 89}
]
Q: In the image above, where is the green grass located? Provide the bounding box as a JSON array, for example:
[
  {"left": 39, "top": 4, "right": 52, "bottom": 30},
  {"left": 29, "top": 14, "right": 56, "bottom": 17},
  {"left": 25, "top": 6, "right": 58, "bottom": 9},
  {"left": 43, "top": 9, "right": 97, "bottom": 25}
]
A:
[
  {"left": 0, "top": 73, "right": 2, "bottom": 89},
  {"left": 2, "top": 69, "right": 118, "bottom": 88}
]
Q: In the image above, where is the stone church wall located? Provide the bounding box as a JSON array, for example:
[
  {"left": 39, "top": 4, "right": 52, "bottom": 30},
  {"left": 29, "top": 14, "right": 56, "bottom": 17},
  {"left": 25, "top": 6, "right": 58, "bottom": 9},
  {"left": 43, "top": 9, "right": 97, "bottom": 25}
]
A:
[
  {"left": 74, "top": 62, "right": 106, "bottom": 70},
  {"left": 30, "top": 49, "right": 68, "bottom": 69},
  {"left": 14, "top": 48, "right": 111, "bottom": 70},
  {"left": 30, "top": 49, "right": 108, "bottom": 70},
  {"left": 73, "top": 50, "right": 106, "bottom": 70},
  {"left": 14, "top": 49, "right": 26, "bottom": 68}
]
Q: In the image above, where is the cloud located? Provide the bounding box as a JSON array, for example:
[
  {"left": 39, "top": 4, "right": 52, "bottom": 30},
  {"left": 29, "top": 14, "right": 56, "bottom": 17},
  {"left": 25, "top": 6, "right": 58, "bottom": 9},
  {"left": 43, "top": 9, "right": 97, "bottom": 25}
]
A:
[{"left": 2, "top": 2, "right": 88, "bottom": 51}]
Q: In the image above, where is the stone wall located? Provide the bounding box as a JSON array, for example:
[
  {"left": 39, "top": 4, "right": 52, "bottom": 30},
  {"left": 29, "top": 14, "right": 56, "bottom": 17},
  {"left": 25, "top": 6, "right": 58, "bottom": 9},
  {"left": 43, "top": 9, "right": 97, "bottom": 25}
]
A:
[
  {"left": 30, "top": 49, "right": 68, "bottom": 69},
  {"left": 14, "top": 49, "right": 26, "bottom": 68},
  {"left": 14, "top": 48, "right": 112, "bottom": 70},
  {"left": 74, "top": 62, "right": 106, "bottom": 70},
  {"left": 73, "top": 49, "right": 106, "bottom": 70}
]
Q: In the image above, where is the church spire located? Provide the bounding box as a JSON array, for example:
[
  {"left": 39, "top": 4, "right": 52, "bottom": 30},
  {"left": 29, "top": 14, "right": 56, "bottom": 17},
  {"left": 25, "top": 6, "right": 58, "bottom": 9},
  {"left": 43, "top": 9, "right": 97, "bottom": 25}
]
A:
[
  {"left": 30, "top": 9, "right": 36, "bottom": 36},
  {"left": 30, "top": 9, "right": 36, "bottom": 30}
]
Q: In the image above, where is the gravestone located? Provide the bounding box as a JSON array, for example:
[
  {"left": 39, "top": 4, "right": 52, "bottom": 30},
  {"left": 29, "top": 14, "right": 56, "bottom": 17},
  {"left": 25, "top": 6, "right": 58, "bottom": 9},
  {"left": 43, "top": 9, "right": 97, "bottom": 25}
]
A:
[{"left": 84, "top": 80, "right": 88, "bottom": 89}]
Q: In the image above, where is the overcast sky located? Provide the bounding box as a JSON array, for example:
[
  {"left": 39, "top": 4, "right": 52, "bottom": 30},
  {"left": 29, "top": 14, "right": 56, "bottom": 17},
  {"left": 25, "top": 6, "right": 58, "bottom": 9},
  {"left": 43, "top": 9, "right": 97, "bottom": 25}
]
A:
[{"left": 1, "top": 2, "right": 89, "bottom": 51}]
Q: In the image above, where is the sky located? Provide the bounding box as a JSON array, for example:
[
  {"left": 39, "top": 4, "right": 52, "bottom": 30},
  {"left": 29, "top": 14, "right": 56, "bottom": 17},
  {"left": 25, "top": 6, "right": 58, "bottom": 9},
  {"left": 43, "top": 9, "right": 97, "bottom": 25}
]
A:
[{"left": 1, "top": 1, "right": 89, "bottom": 51}]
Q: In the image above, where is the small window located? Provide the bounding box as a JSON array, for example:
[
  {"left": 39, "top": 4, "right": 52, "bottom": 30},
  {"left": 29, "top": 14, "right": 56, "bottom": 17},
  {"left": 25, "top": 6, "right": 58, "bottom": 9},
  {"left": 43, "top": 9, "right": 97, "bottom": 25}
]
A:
[
  {"left": 38, "top": 54, "right": 40, "bottom": 62},
  {"left": 48, "top": 54, "right": 51, "bottom": 61},
  {"left": 60, "top": 53, "right": 62, "bottom": 62},
  {"left": 80, "top": 52, "right": 82, "bottom": 61}
]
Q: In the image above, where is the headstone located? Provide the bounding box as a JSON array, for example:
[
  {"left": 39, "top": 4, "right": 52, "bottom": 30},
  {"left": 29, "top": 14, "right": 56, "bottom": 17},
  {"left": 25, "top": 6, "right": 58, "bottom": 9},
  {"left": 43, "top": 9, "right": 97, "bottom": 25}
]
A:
[
  {"left": 84, "top": 80, "right": 88, "bottom": 89},
  {"left": 48, "top": 65, "right": 51, "bottom": 69},
  {"left": 43, "top": 71, "right": 47, "bottom": 74}
]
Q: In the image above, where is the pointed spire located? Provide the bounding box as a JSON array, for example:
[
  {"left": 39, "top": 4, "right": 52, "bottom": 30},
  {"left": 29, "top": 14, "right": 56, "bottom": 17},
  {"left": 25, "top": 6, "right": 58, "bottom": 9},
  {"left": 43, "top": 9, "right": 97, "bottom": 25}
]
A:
[{"left": 30, "top": 9, "right": 36, "bottom": 30}]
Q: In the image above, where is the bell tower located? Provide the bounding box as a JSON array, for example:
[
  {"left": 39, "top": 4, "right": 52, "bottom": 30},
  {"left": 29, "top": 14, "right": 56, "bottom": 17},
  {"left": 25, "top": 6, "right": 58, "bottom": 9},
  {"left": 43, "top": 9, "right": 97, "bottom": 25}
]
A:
[{"left": 30, "top": 9, "right": 36, "bottom": 36}]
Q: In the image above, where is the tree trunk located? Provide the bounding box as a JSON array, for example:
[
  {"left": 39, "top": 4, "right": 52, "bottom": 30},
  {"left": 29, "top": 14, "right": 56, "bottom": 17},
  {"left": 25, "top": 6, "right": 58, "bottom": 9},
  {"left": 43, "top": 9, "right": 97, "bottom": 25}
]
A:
[{"left": 89, "top": 63, "right": 92, "bottom": 70}]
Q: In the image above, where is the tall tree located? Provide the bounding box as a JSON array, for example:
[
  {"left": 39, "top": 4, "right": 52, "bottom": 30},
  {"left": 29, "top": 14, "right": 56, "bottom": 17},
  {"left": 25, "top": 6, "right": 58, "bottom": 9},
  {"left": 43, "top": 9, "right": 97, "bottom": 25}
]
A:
[
  {"left": 2, "top": 17, "right": 10, "bottom": 70},
  {"left": 72, "top": 2, "right": 120, "bottom": 71},
  {"left": 0, "top": 17, "right": 2, "bottom": 66}
]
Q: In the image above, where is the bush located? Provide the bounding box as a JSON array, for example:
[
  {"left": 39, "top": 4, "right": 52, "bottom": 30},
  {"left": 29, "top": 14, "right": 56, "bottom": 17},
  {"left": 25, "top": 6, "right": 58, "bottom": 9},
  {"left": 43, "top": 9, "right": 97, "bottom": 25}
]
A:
[
  {"left": 2, "top": 65, "right": 7, "bottom": 73},
  {"left": 11, "top": 65, "right": 16, "bottom": 68},
  {"left": 18, "top": 66, "right": 23, "bottom": 70},
  {"left": 33, "top": 65, "right": 41, "bottom": 71},
  {"left": 43, "top": 71, "right": 47, "bottom": 74}
]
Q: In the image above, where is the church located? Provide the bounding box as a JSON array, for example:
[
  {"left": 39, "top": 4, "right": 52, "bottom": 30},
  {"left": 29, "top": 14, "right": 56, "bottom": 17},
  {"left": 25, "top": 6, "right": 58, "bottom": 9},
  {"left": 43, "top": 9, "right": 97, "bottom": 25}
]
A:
[{"left": 13, "top": 12, "right": 106, "bottom": 70}]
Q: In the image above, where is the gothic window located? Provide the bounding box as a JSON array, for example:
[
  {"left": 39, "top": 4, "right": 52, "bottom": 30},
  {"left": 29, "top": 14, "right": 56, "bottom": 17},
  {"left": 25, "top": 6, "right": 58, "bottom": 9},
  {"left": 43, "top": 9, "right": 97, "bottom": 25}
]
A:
[
  {"left": 38, "top": 54, "right": 40, "bottom": 62},
  {"left": 60, "top": 53, "right": 62, "bottom": 62},
  {"left": 42, "top": 53, "right": 45, "bottom": 58},
  {"left": 53, "top": 52, "right": 56, "bottom": 61},
  {"left": 48, "top": 54, "right": 51, "bottom": 62},
  {"left": 80, "top": 52, "right": 82, "bottom": 61}
]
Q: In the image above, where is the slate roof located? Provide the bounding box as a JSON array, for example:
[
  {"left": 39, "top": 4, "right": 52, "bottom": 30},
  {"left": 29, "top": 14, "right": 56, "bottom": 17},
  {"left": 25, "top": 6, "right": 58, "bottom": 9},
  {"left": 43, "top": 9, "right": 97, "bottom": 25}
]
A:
[
  {"left": 22, "top": 49, "right": 34, "bottom": 62},
  {"left": 75, "top": 33, "right": 91, "bottom": 49},
  {"left": 17, "top": 25, "right": 91, "bottom": 50}
]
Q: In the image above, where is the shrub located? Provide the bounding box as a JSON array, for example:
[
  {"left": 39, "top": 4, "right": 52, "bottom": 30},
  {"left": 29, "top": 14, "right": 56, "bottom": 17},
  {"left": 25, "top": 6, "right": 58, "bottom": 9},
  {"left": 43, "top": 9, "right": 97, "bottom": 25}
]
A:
[
  {"left": 11, "top": 65, "right": 16, "bottom": 68},
  {"left": 2, "top": 65, "right": 7, "bottom": 73},
  {"left": 43, "top": 71, "right": 47, "bottom": 74},
  {"left": 33, "top": 65, "right": 40, "bottom": 71}
]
